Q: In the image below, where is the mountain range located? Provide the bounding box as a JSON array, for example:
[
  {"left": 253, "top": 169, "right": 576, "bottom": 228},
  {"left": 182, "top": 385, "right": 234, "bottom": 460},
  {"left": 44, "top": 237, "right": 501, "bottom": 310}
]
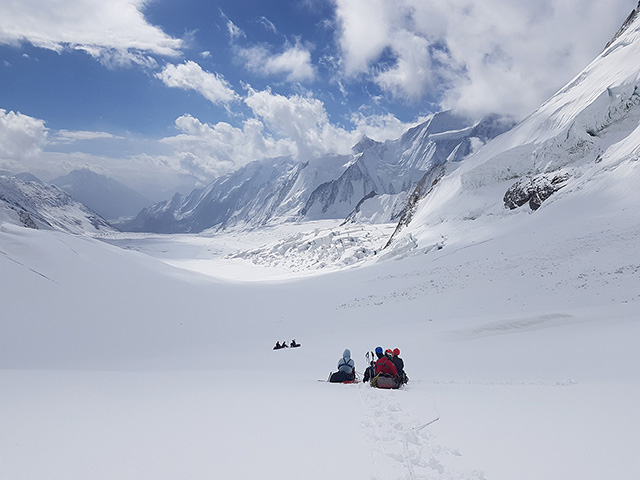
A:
[{"left": 123, "top": 111, "right": 513, "bottom": 233}]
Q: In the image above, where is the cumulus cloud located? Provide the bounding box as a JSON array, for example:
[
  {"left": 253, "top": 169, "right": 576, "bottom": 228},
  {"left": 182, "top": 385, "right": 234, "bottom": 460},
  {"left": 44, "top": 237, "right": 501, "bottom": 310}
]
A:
[
  {"left": 0, "top": 0, "right": 182, "bottom": 66},
  {"left": 0, "top": 109, "right": 48, "bottom": 168},
  {"left": 333, "top": 0, "right": 633, "bottom": 118},
  {"left": 244, "top": 87, "right": 353, "bottom": 158},
  {"left": 161, "top": 114, "right": 295, "bottom": 179},
  {"left": 239, "top": 43, "right": 316, "bottom": 82},
  {"left": 156, "top": 61, "right": 240, "bottom": 105},
  {"left": 334, "top": 0, "right": 395, "bottom": 76}
]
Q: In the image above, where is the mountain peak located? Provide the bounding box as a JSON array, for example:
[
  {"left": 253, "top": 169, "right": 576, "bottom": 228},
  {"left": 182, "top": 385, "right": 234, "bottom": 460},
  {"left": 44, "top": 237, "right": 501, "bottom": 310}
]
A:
[
  {"left": 604, "top": 1, "right": 640, "bottom": 50},
  {"left": 352, "top": 135, "right": 382, "bottom": 154}
]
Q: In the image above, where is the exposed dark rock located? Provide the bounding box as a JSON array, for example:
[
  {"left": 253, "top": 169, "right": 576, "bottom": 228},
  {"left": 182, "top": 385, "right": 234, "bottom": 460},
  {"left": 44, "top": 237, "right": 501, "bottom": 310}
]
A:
[
  {"left": 504, "top": 172, "right": 571, "bottom": 211},
  {"left": 383, "top": 164, "right": 446, "bottom": 249}
]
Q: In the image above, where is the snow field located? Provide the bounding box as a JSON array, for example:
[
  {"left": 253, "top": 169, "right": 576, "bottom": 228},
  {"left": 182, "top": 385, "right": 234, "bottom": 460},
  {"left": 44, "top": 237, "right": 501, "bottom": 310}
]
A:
[{"left": 2, "top": 195, "right": 640, "bottom": 480}]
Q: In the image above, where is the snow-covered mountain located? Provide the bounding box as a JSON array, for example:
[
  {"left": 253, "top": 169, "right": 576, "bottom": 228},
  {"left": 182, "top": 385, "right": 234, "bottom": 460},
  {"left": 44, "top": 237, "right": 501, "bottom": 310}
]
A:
[
  {"left": 0, "top": 174, "right": 117, "bottom": 234},
  {"left": 124, "top": 112, "right": 512, "bottom": 233},
  {"left": 124, "top": 155, "right": 349, "bottom": 233},
  {"left": 51, "top": 169, "right": 152, "bottom": 221},
  {"left": 387, "top": 1, "right": 640, "bottom": 253}
]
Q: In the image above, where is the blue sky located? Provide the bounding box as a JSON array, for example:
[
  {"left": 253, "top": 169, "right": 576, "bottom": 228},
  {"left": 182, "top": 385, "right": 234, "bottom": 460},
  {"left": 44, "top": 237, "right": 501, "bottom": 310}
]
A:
[{"left": 0, "top": 0, "right": 634, "bottom": 198}]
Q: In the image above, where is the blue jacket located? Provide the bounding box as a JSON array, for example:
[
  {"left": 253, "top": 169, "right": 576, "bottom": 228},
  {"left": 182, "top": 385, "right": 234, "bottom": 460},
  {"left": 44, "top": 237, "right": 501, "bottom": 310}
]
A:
[{"left": 338, "top": 349, "right": 355, "bottom": 374}]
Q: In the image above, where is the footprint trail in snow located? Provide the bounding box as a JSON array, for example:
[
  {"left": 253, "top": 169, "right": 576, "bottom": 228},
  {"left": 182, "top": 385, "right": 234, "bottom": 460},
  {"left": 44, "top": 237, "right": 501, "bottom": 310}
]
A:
[{"left": 358, "top": 385, "right": 486, "bottom": 480}]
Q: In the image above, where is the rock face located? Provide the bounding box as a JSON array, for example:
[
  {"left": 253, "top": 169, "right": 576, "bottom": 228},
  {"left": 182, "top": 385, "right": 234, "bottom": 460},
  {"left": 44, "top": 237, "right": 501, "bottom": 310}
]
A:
[
  {"left": 503, "top": 173, "right": 571, "bottom": 211},
  {"left": 0, "top": 175, "right": 116, "bottom": 234},
  {"left": 383, "top": 165, "right": 446, "bottom": 249},
  {"left": 124, "top": 112, "right": 512, "bottom": 234}
]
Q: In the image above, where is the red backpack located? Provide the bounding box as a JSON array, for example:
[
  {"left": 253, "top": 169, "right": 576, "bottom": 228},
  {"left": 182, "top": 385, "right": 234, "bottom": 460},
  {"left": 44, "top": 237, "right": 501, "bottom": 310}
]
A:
[{"left": 375, "top": 357, "right": 398, "bottom": 377}]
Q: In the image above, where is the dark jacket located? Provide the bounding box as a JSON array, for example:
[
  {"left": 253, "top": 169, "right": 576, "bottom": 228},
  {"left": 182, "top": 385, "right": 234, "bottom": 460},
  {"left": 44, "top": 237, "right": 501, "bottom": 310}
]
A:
[{"left": 391, "top": 356, "right": 404, "bottom": 377}]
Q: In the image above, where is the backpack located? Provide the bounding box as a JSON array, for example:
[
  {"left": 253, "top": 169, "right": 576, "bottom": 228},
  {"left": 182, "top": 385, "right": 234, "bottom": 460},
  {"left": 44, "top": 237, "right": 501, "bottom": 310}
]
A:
[
  {"left": 329, "top": 370, "right": 355, "bottom": 383},
  {"left": 370, "top": 372, "right": 399, "bottom": 389}
]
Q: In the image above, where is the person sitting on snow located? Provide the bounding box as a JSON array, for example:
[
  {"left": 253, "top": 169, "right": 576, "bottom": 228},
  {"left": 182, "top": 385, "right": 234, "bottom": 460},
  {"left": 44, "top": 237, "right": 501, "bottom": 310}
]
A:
[
  {"left": 370, "top": 346, "right": 399, "bottom": 388},
  {"left": 329, "top": 348, "right": 356, "bottom": 382},
  {"left": 391, "top": 348, "right": 408, "bottom": 384},
  {"left": 375, "top": 347, "right": 398, "bottom": 378},
  {"left": 363, "top": 351, "right": 376, "bottom": 382}
]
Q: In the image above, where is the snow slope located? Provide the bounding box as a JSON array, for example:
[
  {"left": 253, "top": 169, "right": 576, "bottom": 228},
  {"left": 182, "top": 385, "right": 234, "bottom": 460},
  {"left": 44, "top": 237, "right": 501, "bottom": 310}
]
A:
[{"left": 2, "top": 175, "right": 639, "bottom": 480}]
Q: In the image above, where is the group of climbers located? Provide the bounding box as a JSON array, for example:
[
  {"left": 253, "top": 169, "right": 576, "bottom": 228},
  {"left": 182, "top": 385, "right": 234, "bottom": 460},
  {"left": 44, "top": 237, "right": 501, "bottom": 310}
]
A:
[
  {"left": 273, "top": 339, "right": 300, "bottom": 350},
  {"left": 271, "top": 340, "right": 408, "bottom": 388},
  {"left": 330, "top": 346, "right": 408, "bottom": 388}
]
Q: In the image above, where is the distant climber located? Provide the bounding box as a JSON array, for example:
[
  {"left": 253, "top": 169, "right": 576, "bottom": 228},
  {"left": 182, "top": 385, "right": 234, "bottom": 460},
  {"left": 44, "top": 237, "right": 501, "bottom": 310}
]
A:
[{"left": 273, "top": 340, "right": 288, "bottom": 350}]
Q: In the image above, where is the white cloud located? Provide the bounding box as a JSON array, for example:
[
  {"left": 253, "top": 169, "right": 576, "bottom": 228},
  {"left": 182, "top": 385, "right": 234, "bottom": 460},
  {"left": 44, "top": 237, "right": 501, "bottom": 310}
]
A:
[
  {"left": 156, "top": 61, "right": 240, "bottom": 105},
  {"left": 50, "top": 130, "right": 123, "bottom": 144},
  {"left": 0, "top": 0, "right": 182, "bottom": 66},
  {"left": 0, "top": 110, "right": 48, "bottom": 168},
  {"left": 239, "top": 44, "right": 316, "bottom": 82},
  {"left": 161, "top": 114, "right": 295, "bottom": 179},
  {"left": 334, "top": 0, "right": 395, "bottom": 76},
  {"left": 333, "top": 0, "right": 634, "bottom": 118},
  {"left": 244, "top": 87, "right": 352, "bottom": 158},
  {"left": 226, "top": 20, "right": 245, "bottom": 40},
  {"left": 374, "top": 30, "right": 434, "bottom": 99},
  {"left": 350, "top": 111, "right": 427, "bottom": 142},
  {"left": 259, "top": 17, "right": 278, "bottom": 34}
]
